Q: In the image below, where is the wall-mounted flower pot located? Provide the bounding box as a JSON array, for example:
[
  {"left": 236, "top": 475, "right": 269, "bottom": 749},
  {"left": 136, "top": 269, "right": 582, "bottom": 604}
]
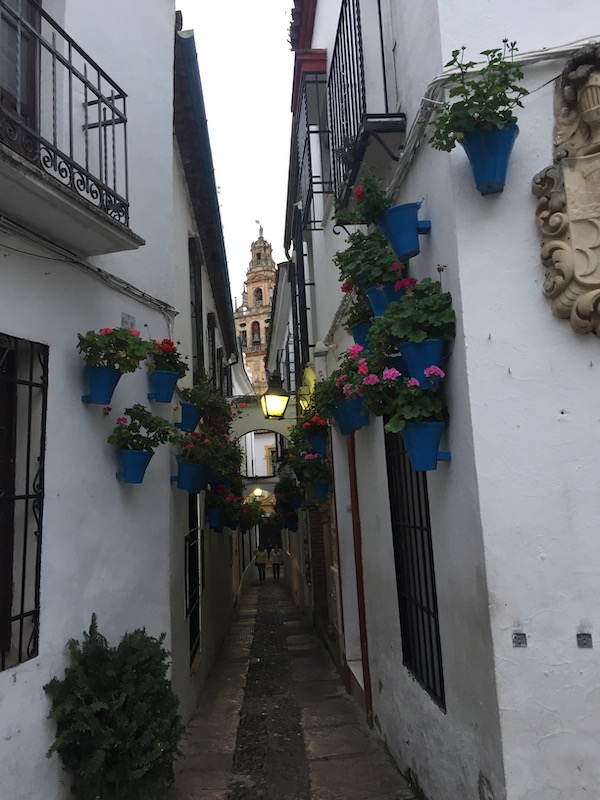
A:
[
  {"left": 332, "top": 397, "right": 370, "bottom": 436},
  {"left": 82, "top": 365, "right": 121, "bottom": 404},
  {"left": 308, "top": 432, "right": 328, "bottom": 456},
  {"left": 116, "top": 449, "right": 153, "bottom": 484},
  {"left": 174, "top": 402, "right": 202, "bottom": 432},
  {"left": 401, "top": 421, "right": 451, "bottom": 471},
  {"left": 312, "top": 482, "right": 330, "bottom": 502},
  {"left": 171, "top": 457, "right": 208, "bottom": 493},
  {"left": 147, "top": 370, "right": 179, "bottom": 403},
  {"left": 377, "top": 202, "right": 431, "bottom": 260},
  {"left": 206, "top": 507, "right": 223, "bottom": 532},
  {"left": 460, "top": 123, "right": 519, "bottom": 195},
  {"left": 365, "top": 284, "right": 406, "bottom": 318},
  {"left": 399, "top": 339, "right": 445, "bottom": 388},
  {"left": 350, "top": 322, "right": 372, "bottom": 350}
]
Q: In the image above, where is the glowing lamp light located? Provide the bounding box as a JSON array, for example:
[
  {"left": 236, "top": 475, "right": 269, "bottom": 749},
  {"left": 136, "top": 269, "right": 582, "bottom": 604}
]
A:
[{"left": 259, "top": 371, "right": 290, "bottom": 419}]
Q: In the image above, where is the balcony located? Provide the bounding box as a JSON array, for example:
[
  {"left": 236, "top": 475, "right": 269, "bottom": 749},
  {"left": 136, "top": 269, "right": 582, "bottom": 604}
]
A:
[
  {"left": 0, "top": 0, "right": 143, "bottom": 256},
  {"left": 294, "top": 54, "right": 332, "bottom": 231},
  {"left": 327, "top": 0, "right": 406, "bottom": 206}
]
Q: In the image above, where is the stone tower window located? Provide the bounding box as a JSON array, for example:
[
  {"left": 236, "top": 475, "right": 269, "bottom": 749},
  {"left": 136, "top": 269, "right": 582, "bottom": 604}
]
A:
[
  {"left": 254, "top": 287, "right": 263, "bottom": 306},
  {"left": 256, "top": 253, "right": 261, "bottom": 261},
  {"left": 252, "top": 321, "right": 261, "bottom": 344},
  {"left": 240, "top": 330, "right": 247, "bottom": 346}
]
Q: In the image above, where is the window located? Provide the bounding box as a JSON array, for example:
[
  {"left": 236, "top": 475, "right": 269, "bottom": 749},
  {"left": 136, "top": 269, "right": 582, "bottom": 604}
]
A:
[
  {"left": 0, "top": 0, "right": 39, "bottom": 130},
  {"left": 184, "top": 495, "right": 201, "bottom": 665},
  {"left": 385, "top": 431, "right": 445, "bottom": 708},
  {"left": 256, "top": 253, "right": 261, "bottom": 261},
  {"left": 0, "top": 333, "right": 48, "bottom": 671},
  {"left": 240, "top": 330, "right": 247, "bottom": 347},
  {"left": 251, "top": 321, "right": 260, "bottom": 344},
  {"left": 253, "top": 287, "right": 263, "bottom": 306}
]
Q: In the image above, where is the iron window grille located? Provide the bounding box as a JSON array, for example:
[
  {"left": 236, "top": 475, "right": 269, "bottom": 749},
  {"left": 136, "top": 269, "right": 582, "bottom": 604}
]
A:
[
  {"left": 296, "top": 71, "right": 332, "bottom": 230},
  {"left": 385, "top": 431, "right": 445, "bottom": 709},
  {"left": 184, "top": 494, "right": 201, "bottom": 665},
  {"left": 0, "top": 333, "right": 48, "bottom": 672},
  {"left": 0, "top": 0, "right": 130, "bottom": 224}
]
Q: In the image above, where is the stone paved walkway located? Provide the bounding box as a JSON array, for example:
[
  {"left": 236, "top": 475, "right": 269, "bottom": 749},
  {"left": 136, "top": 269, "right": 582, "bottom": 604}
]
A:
[{"left": 168, "top": 578, "right": 417, "bottom": 800}]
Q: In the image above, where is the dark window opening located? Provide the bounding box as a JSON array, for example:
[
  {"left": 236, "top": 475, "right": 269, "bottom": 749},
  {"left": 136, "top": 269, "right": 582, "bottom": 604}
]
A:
[
  {"left": 385, "top": 431, "right": 445, "bottom": 709},
  {"left": 185, "top": 494, "right": 201, "bottom": 665},
  {"left": 253, "top": 287, "right": 263, "bottom": 306},
  {"left": 251, "top": 321, "right": 260, "bottom": 344},
  {"left": 0, "top": 333, "right": 48, "bottom": 672}
]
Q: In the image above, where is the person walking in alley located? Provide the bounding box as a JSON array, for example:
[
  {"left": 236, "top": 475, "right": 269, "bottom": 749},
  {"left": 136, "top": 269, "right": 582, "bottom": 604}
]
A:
[
  {"left": 269, "top": 544, "right": 283, "bottom": 582},
  {"left": 254, "top": 543, "right": 268, "bottom": 582}
]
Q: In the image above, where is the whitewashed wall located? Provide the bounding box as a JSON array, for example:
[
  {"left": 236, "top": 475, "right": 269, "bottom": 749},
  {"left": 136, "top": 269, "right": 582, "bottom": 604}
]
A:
[{"left": 303, "top": 1, "right": 600, "bottom": 798}]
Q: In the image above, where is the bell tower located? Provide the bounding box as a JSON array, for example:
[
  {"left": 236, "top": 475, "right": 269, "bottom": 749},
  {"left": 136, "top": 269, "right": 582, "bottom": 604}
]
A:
[{"left": 234, "top": 226, "right": 277, "bottom": 394}]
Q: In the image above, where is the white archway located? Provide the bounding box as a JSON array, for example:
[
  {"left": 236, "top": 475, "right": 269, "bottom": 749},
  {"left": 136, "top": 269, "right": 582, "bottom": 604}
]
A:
[{"left": 230, "top": 395, "right": 294, "bottom": 439}]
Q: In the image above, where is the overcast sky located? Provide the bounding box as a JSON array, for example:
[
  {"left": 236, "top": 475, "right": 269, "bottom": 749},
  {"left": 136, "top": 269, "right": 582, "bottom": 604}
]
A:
[{"left": 177, "top": 2, "right": 294, "bottom": 307}]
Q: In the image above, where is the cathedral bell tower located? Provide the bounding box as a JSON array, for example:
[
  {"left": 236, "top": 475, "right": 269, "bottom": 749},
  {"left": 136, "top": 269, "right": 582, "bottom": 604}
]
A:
[{"left": 234, "top": 226, "right": 277, "bottom": 394}]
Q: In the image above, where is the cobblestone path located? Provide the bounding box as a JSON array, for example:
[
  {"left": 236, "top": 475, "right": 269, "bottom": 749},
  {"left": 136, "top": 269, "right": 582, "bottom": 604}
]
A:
[{"left": 168, "top": 579, "right": 417, "bottom": 800}]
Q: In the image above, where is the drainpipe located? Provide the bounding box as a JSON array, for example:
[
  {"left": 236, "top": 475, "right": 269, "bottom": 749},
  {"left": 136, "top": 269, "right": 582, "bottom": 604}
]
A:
[{"left": 347, "top": 433, "right": 373, "bottom": 728}]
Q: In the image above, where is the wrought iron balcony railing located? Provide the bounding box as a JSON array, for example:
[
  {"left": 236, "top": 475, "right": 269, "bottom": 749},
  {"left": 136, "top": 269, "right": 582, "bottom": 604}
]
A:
[
  {"left": 297, "top": 71, "right": 332, "bottom": 231},
  {"left": 0, "top": 0, "right": 130, "bottom": 225},
  {"left": 327, "top": 0, "right": 406, "bottom": 206}
]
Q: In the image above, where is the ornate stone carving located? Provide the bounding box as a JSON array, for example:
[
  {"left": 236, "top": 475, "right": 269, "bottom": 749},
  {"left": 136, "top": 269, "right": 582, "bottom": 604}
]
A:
[{"left": 533, "top": 46, "right": 600, "bottom": 335}]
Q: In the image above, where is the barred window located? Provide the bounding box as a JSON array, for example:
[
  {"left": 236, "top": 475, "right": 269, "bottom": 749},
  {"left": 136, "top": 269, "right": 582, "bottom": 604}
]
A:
[
  {"left": 385, "top": 431, "right": 445, "bottom": 708},
  {"left": 0, "top": 333, "right": 48, "bottom": 671}
]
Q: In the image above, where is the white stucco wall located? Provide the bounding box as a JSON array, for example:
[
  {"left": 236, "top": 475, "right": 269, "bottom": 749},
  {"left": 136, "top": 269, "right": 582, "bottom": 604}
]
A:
[
  {"left": 302, "top": 2, "right": 600, "bottom": 799},
  {"left": 0, "top": 3, "right": 239, "bottom": 797}
]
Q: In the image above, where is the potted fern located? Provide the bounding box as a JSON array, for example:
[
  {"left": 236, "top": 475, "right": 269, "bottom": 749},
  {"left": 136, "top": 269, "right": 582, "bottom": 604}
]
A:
[
  {"left": 44, "top": 614, "right": 184, "bottom": 800},
  {"left": 428, "top": 40, "right": 528, "bottom": 194}
]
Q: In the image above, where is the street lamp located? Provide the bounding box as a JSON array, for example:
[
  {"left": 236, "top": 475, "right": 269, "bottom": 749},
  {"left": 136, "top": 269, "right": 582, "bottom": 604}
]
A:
[{"left": 259, "top": 371, "right": 290, "bottom": 420}]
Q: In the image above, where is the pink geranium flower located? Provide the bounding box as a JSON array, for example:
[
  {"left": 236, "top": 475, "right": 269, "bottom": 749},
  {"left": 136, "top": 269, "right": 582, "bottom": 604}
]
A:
[
  {"left": 382, "top": 367, "right": 401, "bottom": 382},
  {"left": 362, "top": 374, "right": 380, "bottom": 385},
  {"left": 348, "top": 344, "right": 363, "bottom": 360},
  {"left": 335, "top": 373, "right": 348, "bottom": 388},
  {"left": 424, "top": 365, "right": 445, "bottom": 380},
  {"left": 407, "top": 378, "right": 421, "bottom": 388},
  {"left": 130, "top": 329, "right": 140, "bottom": 336},
  {"left": 340, "top": 282, "right": 352, "bottom": 293},
  {"left": 99, "top": 327, "right": 113, "bottom": 335},
  {"left": 342, "top": 383, "right": 354, "bottom": 398},
  {"left": 394, "top": 277, "right": 418, "bottom": 293},
  {"left": 357, "top": 358, "right": 368, "bottom": 375},
  {"left": 116, "top": 417, "right": 128, "bottom": 425}
]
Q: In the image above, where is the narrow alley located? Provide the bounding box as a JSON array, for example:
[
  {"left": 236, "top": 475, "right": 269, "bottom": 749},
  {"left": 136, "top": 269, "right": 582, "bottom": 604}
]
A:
[{"left": 168, "top": 576, "right": 417, "bottom": 800}]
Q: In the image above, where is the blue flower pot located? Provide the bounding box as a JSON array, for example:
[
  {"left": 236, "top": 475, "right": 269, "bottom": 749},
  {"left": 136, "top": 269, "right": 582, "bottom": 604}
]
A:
[
  {"left": 147, "top": 370, "right": 179, "bottom": 403},
  {"left": 312, "top": 482, "right": 330, "bottom": 501},
  {"left": 82, "top": 365, "right": 121, "bottom": 404},
  {"left": 377, "top": 203, "right": 431, "bottom": 261},
  {"left": 366, "top": 284, "right": 406, "bottom": 317},
  {"left": 401, "top": 421, "right": 450, "bottom": 471},
  {"left": 207, "top": 507, "right": 223, "bottom": 532},
  {"left": 308, "top": 432, "right": 328, "bottom": 456},
  {"left": 175, "top": 402, "right": 202, "bottom": 431},
  {"left": 332, "top": 397, "right": 369, "bottom": 435},
  {"left": 172, "top": 458, "right": 208, "bottom": 493},
  {"left": 399, "top": 339, "right": 445, "bottom": 388},
  {"left": 116, "top": 449, "right": 153, "bottom": 484},
  {"left": 460, "top": 123, "right": 519, "bottom": 195},
  {"left": 350, "top": 322, "right": 372, "bottom": 350}
]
